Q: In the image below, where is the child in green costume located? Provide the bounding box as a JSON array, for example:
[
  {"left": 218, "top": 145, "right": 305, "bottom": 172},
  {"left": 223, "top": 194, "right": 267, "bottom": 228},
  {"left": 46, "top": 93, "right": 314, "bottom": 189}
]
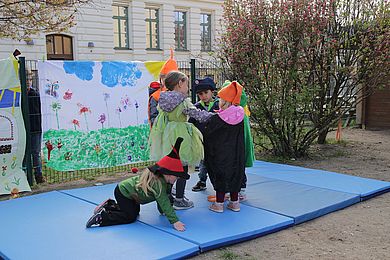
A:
[
  {"left": 149, "top": 71, "right": 213, "bottom": 210},
  {"left": 86, "top": 138, "right": 187, "bottom": 231}
]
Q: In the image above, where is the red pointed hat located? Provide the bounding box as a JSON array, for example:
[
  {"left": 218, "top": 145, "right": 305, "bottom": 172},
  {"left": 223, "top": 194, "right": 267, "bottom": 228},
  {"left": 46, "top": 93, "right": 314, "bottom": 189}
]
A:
[{"left": 148, "top": 137, "right": 189, "bottom": 179}]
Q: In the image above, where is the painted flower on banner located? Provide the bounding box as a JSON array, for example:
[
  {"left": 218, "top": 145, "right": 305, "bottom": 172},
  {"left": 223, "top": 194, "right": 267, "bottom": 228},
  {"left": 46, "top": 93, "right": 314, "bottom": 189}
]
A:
[
  {"left": 63, "top": 89, "right": 73, "bottom": 100},
  {"left": 120, "top": 95, "right": 131, "bottom": 110},
  {"left": 103, "top": 93, "right": 111, "bottom": 127},
  {"left": 101, "top": 61, "right": 142, "bottom": 88},
  {"left": 71, "top": 119, "right": 80, "bottom": 130},
  {"left": 115, "top": 107, "right": 123, "bottom": 128},
  {"left": 78, "top": 103, "right": 92, "bottom": 131},
  {"left": 98, "top": 113, "right": 106, "bottom": 129},
  {"left": 63, "top": 61, "right": 95, "bottom": 81}
]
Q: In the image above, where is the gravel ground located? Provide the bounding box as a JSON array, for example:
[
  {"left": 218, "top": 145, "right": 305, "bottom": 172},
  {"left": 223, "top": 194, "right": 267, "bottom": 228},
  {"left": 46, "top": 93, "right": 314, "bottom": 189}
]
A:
[{"left": 192, "top": 128, "right": 390, "bottom": 260}]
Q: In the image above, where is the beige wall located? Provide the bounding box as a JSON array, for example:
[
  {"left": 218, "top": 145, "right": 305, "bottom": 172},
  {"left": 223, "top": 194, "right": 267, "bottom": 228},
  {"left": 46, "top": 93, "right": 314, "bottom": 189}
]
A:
[{"left": 0, "top": 0, "right": 223, "bottom": 61}]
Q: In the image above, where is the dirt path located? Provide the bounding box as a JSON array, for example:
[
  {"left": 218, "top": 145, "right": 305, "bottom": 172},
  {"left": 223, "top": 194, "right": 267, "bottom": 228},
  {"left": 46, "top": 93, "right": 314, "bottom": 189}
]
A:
[{"left": 192, "top": 128, "right": 390, "bottom": 260}]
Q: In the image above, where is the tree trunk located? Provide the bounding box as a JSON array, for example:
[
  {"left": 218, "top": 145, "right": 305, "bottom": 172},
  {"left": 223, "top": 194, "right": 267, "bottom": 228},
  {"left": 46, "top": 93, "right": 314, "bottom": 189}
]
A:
[{"left": 317, "top": 127, "right": 329, "bottom": 144}]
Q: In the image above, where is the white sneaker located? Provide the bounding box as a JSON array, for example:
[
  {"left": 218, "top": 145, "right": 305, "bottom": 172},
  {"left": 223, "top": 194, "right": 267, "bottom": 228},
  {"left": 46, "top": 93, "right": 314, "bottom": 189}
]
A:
[
  {"left": 173, "top": 198, "right": 194, "bottom": 210},
  {"left": 239, "top": 191, "right": 247, "bottom": 202}
]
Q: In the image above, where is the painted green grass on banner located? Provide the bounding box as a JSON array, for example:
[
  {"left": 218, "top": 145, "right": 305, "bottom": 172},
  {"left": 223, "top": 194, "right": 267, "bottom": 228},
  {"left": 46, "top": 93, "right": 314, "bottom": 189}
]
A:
[{"left": 43, "top": 124, "right": 150, "bottom": 171}]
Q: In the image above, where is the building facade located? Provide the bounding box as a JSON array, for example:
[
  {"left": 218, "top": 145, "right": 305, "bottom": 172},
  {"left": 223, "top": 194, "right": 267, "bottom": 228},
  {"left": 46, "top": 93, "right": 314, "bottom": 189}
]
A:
[{"left": 0, "top": 0, "right": 224, "bottom": 61}]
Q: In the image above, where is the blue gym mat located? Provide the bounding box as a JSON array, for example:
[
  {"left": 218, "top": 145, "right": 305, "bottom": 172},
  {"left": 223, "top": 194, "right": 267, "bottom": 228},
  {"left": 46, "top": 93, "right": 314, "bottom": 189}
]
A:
[
  {"left": 0, "top": 191, "right": 198, "bottom": 260},
  {"left": 2, "top": 160, "right": 389, "bottom": 259},
  {"left": 61, "top": 184, "right": 294, "bottom": 252},
  {"left": 247, "top": 161, "right": 390, "bottom": 199},
  {"left": 138, "top": 192, "right": 293, "bottom": 251},
  {"left": 242, "top": 177, "right": 360, "bottom": 224},
  {"left": 186, "top": 173, "right": 360, "bottom": 224}
]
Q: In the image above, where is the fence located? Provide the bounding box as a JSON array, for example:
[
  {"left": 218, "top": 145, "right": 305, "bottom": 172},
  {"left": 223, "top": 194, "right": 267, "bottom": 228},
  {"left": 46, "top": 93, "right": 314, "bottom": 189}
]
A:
[{"left": 21, "top": 58, "right": 228, "bottom": 185}]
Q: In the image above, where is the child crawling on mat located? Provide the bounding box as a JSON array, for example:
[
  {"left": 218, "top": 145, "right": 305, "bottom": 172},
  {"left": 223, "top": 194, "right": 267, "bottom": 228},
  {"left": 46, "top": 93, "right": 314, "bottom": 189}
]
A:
[{"left": 86, "top": 137, "right": 187, "bottom": 231}]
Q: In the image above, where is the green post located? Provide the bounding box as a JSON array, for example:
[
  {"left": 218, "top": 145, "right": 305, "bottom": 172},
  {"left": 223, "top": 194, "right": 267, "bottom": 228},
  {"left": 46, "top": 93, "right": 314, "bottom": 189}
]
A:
[
  {"left": 19, "top": 57, "right": 34, "bottom": 186},
  {"left": 190, "top": 59, "right": 196, "bottom": 104}
]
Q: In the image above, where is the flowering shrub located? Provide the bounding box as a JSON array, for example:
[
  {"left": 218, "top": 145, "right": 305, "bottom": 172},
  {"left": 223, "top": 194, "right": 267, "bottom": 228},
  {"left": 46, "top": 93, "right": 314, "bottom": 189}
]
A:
[{"left": 220, "top": 0, "right": 389, "bottom": 157}]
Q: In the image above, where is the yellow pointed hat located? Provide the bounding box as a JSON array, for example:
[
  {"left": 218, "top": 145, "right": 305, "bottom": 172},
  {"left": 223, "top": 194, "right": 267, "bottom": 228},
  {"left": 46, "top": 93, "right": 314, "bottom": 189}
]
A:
[{"left": 160, "top": 48, "right": 178, "bottom": 75}]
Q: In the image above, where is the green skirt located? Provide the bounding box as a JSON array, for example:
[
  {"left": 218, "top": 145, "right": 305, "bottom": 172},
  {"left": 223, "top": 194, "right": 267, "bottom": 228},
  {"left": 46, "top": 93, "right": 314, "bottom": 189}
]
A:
[{"left": 149, "top": 121, "right": 204, "bottom": 167}]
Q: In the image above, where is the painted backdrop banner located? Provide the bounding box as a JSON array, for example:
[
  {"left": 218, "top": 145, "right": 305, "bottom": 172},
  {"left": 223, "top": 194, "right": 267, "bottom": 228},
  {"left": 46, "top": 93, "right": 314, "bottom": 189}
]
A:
[
  {"left": 0, "top": 58, "right": 31, "bottom": 195},
  {"left": 38, "top": 61, "right": 164, "bottom": 171}
]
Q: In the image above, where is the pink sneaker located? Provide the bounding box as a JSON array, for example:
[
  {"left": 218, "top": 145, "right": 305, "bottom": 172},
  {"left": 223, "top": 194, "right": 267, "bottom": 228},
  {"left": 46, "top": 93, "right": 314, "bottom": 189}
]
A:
[
  {"left": 227, "top": 200, "right": 240, "bottom": 212},
  {"left": 209, "top": 202, "right": 224, "bottom": 213},
  {"left": 94, "top": 198, "right": 117, "bottom": 214}
]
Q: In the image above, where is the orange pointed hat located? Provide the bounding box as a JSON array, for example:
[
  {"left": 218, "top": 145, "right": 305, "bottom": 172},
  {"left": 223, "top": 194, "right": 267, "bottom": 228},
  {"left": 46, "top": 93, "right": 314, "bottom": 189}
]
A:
[
  {"left": 160, "top": 48, "right": 178, "bottom": 75},
  {"left": 218, "top": 81, "right": 243, "bottom": 105}
]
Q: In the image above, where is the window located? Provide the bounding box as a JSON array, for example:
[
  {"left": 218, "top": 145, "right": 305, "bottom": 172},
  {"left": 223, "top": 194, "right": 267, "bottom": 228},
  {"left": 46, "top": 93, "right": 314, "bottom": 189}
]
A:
[
  {"left": 174, "top": 11, "right": 187, "bottom": 50},
  {"left": 113, "top": 5, "right": 129, "bottom": 49},
  {"left": 145, "top": 8, "right": 160, "bottom": 49},
  {"left": 46, "top": 34, "right": 73, "bottom": 60},
  {"left": 200, "top": 13, "right": 212, "bottom": 51}
]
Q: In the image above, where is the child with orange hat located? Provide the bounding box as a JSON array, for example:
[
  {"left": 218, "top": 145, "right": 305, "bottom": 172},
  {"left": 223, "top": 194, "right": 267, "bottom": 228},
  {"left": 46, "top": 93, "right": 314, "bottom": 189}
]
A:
[
  {"left": 86, "top": 137, "right": 187, "bottom": 232},
  {"left": 221, "top": 80, "right": 255, "bottom": 201},
  {"left": 203, "top": 81, "right": 246, "bottom": 213},
  {"left": 148, "top": 49, "right": 178, "bottom": 127},
  {"left": 149, "top": 71, "right": 214, "bottom": 210}
]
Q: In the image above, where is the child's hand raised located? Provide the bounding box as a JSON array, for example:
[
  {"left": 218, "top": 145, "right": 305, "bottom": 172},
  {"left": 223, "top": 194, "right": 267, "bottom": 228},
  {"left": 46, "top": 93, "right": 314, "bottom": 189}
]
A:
[{"left": 173, "top": 221, "right": 186, "bottom": 231}]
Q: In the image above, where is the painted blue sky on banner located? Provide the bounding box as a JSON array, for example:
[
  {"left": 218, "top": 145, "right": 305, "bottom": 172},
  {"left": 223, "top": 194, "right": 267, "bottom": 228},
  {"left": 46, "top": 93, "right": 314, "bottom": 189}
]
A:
[{"left": 38, "top": 61, "right": 151, "bottom": 132}]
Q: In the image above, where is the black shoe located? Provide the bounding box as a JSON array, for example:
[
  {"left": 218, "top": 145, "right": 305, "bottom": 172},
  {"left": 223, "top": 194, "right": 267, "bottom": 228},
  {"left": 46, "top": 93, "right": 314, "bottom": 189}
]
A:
[
  {"left": 35, "top": 175, "right": 45, "bottom": 184},
  {"left": 86, "top": 208, "right": 104, "bottom": 228},
  {"left": 192, "top": 181, "right": 206, "bottom": 192}
]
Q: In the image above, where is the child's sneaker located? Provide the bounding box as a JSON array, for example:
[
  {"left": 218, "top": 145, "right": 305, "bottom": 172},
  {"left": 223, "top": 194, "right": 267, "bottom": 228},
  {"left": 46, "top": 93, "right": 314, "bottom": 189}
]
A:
[
  {"left": 86, "top": 208, "right": 104, "bottom": 228},
  {"left": 192, "top": 181, "right": 206, "bottom": 192},
  {"left": 239, "top": 190, "right": 247, "bottom": 202},
  {"left": 209, "top": 202, "right": 224, "bottom": 213},
  {"left": 173, "top": 198, "right": 194, "bottom": 210},
  {"left": 94, "top": 198, "right": 118, "bottom": 214},
  {"left": 227, "top": 200, "right": 240, "bottom": 212},
  {"left": 171, "top": 186, "right": 176, "bottom": 197}
]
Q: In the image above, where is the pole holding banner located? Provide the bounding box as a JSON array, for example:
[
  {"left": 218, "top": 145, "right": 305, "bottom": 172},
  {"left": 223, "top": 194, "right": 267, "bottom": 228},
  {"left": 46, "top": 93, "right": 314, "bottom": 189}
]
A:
[
  {"left": 19, "top": 57, "right": 33, "bottom": 186},
  {"left": 190, "top": 59, "right": 196, "bottom": 104}
]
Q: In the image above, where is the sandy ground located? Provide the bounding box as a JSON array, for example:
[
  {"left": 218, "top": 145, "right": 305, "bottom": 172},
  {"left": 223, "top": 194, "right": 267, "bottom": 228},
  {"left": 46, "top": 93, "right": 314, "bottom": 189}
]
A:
[
  {"left": 2, "top": 128, "right": 389, "bottom": 259},
  {"left": 192, "top": 128, "right": 390, "bottom": 260}
]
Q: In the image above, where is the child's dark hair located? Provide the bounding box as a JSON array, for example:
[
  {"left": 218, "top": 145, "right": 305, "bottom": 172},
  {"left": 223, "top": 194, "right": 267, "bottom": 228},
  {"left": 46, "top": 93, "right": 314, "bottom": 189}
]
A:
[{"left": 164, "top": 71, "right": 188, "bottom": 91}]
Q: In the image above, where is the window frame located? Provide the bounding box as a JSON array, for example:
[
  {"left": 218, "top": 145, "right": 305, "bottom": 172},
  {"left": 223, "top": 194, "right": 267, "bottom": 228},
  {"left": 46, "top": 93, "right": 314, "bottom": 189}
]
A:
[
  {"left": 145, "top": 8, "right": 160, "bottom": 50},
  {"left": 46, "top": 34, "right": 74, "bottom": 60},
  {"left": 174, "top": 10, "right": 187, "bottom": 51},
  {"left": 113, "top": 5, "right": 130, "bottom": 50},
  {"left": 200, "top": 13, "right": 212, "bottom": 52}
]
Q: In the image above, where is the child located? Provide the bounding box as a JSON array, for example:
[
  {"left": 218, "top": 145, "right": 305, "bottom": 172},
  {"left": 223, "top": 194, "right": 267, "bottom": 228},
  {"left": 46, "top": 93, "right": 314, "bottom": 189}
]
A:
[
  {"left": 86, "top": 138, "right": 187, "bottom": 232},
  {"left": 189, "top": 78, "right": 219, "bottom": 192},
  {"left": 148, "top": 81, "right": 161, "bottom": 127},
  {"left": 148, "top": 49, "right": 178, "bottom": 127},
  {"left": 149, "top": 71, "right": 213, "bottom": 210},
  {"left": 222, "top": 80, "right": 255, "bottom": 201},
  {"left": 203, "top": 81, "right": 246, "bottom": 212}
]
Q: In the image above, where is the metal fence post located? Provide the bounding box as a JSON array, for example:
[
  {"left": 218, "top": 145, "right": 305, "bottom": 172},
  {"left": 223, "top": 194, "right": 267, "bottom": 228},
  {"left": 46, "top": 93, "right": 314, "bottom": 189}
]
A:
[
  {"left": 19, "top": 57, "right": 34, "bottom": 186},
  {"left": 190, "top": 59, "right": 196, "bottom": 103}
]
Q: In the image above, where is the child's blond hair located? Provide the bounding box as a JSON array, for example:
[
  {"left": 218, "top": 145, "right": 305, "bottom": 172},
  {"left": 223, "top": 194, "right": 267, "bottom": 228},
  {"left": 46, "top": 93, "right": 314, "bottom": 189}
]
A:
[
  {"left": 219, "top": 98, "right": 232, "bottom": 110},
  {"left": 164, "top": 71, "right": 188, "bottom": 91},
  {"left": 136, "top": 168, "right": 163, "bottom": 197}
]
